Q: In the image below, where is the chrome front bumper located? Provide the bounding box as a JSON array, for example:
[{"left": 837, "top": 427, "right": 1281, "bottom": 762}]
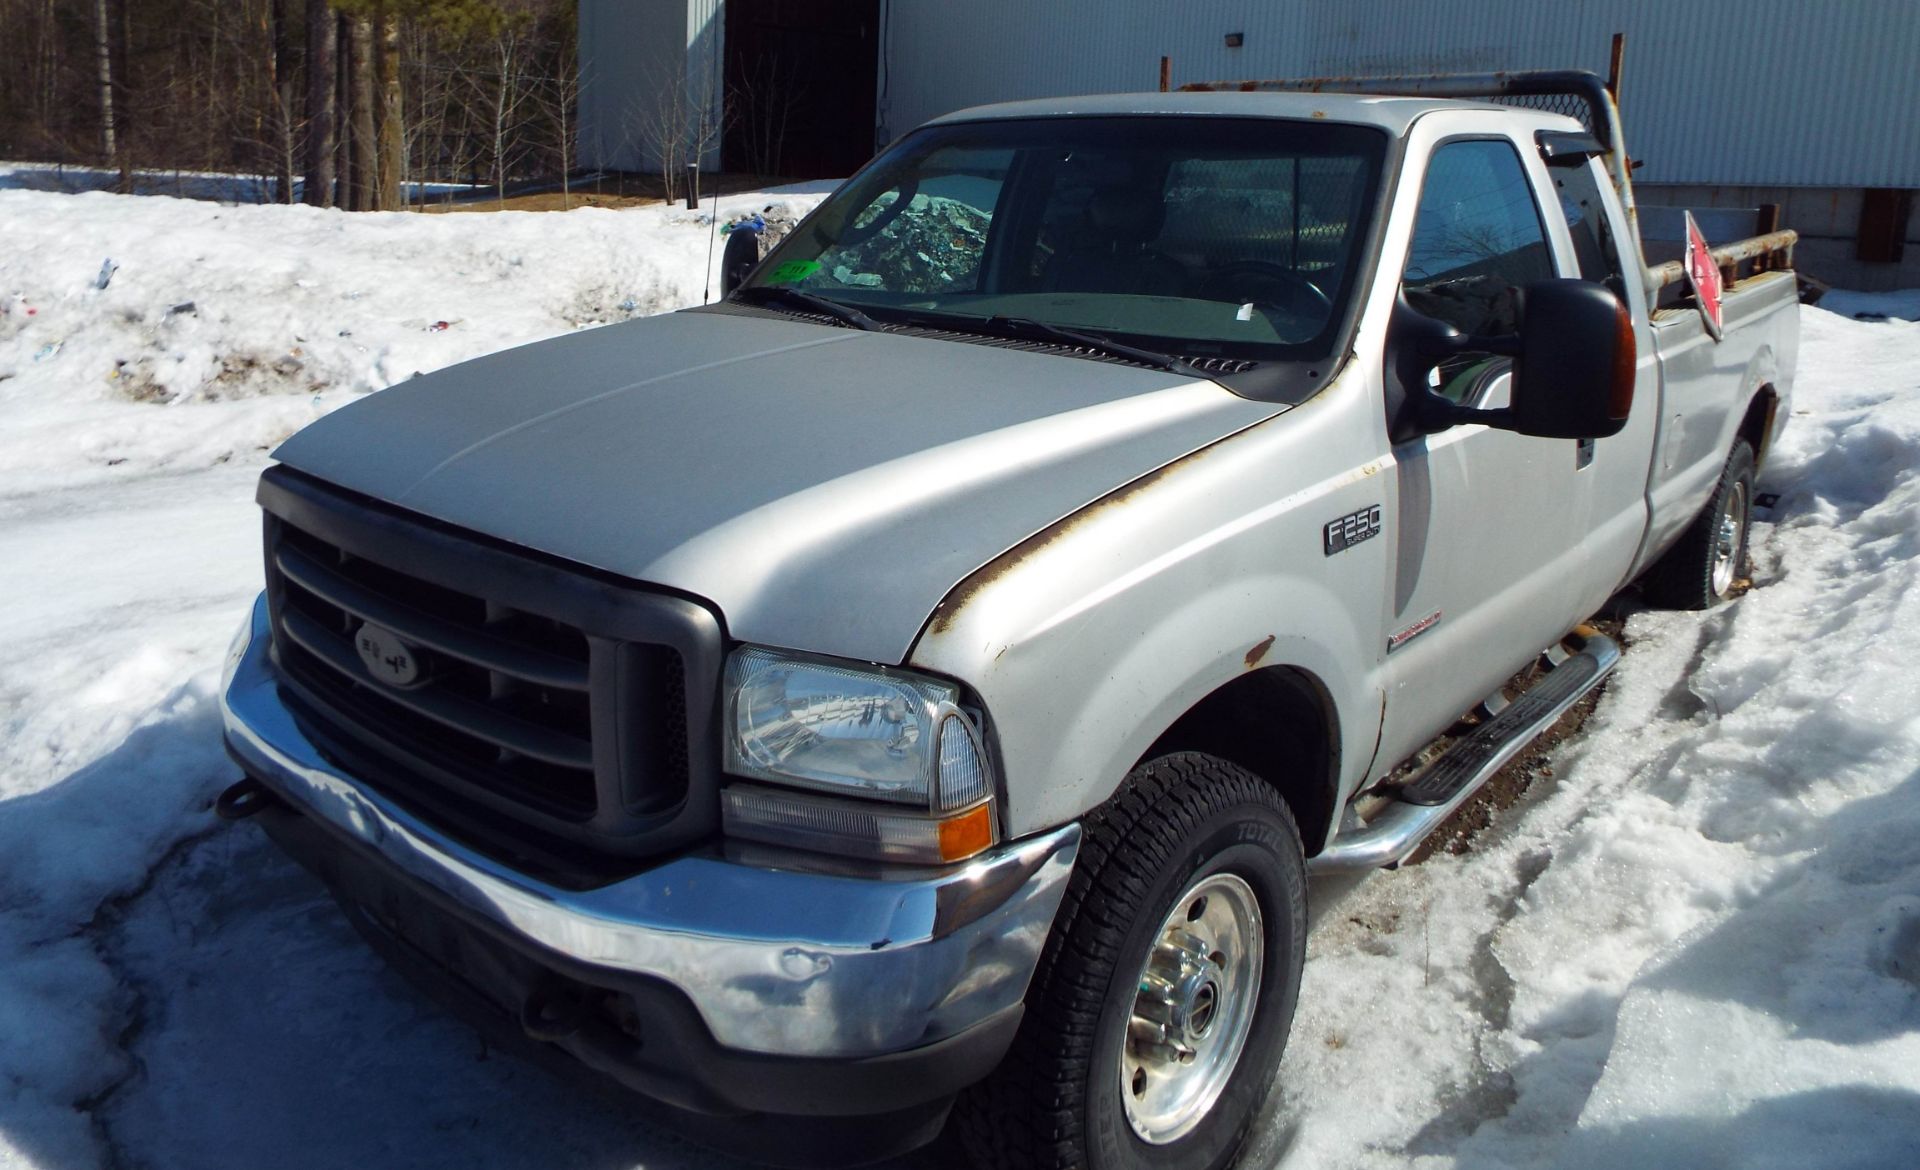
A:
[{"left": 220, "top": 595, "right": 1080, "bottom": 1062}]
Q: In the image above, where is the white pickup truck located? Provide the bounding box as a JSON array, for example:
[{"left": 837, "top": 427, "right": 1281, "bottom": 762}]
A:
[{"left": 218, "top": 71, "right": 1798, "bottom": 1170}]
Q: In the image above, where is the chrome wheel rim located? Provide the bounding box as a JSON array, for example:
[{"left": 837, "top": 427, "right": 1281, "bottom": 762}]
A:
[
  {"left": 1711, "top": 481, "right": 1749, "bottom": 596},
  {"left": 1120, "top": 872, "right": 1264, "bottom": 1145}
]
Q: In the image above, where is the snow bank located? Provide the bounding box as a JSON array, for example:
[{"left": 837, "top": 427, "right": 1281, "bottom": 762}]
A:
[
  {"left": 1819, "top": 287, "right": 1920, "bottom": 322},
  {"left": 2, "top": 175, "right": 1918, "bottom": 1168},
  {"left": 0, "top": 183, "right": 824, "bottom": 1168},
  {"left": 0, "top": 183, "right": 827, "bottom": 498}
]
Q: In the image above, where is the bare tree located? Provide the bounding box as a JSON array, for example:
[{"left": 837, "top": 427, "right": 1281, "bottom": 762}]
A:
[
  {"left": 465, "top": 23, "right": 531, "bottom": 204},
  {"left": 728, "top": 51, "right": 798, "bottom": 178},
  {"left": 91, "top": 0, "right": 116, "bottom": 164},
  {"left": 348, "top": 11, "right": 377, "bottom": 209},
  {"left": 0, "top": 0, "right": 579, "bottom": 203},
  {"left": 34, "top": 0, "right": 61, "bottom": 146},
  {"left": 377, "top": 3, "right": 404, "bottom": 208},
  {"left": 531, "top": 23, "right": 577, "bottom": 208},
  {"left": 399, "top": 18, "right": 461, "bottom": 206},
  {"left": 304, "top": 0, "right": 337, "bottom": 206},
  {"left": 269, "top": 0, "right": 299, "bottom": 201},
  {"left": 334, "top": 10, "right": 354, "bottom": 199},
  {"left": 625, "top": 64, "right": 725, "bottom": 204}
]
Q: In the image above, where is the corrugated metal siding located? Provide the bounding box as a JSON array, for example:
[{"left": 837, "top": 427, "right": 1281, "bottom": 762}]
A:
[
  {"left": 880, "top": 0, "right": 1920, "bottom": 188},
  {"left": 580, "top": 0, "right": 724, "bottom": 172},
  {"left": 578, "top": 0, "right": 689, "bottom": 172},
  {"left": 687, "top": 0, "right": 726, "bottom": 171}
]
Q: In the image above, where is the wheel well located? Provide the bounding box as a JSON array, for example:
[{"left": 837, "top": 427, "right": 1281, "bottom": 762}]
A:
[
  {"left": 1740, "top": 385, "right": 1779, "bottom": 468},
  {"left": 1143, "top": 667, "right": 1340, "bottom": 855}
]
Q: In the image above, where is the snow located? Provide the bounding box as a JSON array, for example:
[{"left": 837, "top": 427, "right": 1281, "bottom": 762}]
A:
[
  {"left": 1, "top": 181, "right": 1917, "bottom": 1169},
  {"left": 1819, "top": 287, "right": 1920, "bottom": 322}
]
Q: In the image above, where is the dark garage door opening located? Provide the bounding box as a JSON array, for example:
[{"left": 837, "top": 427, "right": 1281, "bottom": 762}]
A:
[{"left": 724, "top": 0, "right": 881, "bottom": 180}]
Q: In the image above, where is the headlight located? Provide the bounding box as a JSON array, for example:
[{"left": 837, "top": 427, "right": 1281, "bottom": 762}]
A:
[{"left": 722, "top": 646, "right": 997, "bottom": 863}]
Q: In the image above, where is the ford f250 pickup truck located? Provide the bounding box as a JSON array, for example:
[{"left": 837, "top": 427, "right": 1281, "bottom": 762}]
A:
[{"left": 217, "top": 70, "right": 1798, "bottom": 1169}]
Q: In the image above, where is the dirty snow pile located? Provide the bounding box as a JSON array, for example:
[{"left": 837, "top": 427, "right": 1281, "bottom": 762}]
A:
[
  {"left": 0, "top": 176, "right": 1916, "bottom": 1170},
  {"left": 0, "top": 180, "right": 830, "bottom": 499},
  {"left": 0, "top": 181, "right": 826, "bottom": 1170}
]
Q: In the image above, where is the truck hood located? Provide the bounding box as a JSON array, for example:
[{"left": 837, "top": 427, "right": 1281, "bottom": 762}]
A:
[{"left": 272, "top": 308, "right": 1284, "bottom": 664}]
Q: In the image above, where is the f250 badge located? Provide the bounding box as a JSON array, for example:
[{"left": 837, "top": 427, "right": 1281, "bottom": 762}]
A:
[
  {"left": 355, "top": 624, "right": 423, "bottom": 688},
  {"left": 1324, "top": 505, "right": 1383, "bottom": 556}
]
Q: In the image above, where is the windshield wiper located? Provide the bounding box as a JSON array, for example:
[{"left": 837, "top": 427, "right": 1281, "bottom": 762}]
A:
[
  {"left": 978, "top": 316, "right": 1201, "bottom": 376},
  {"left": 731, "top": 286, "right": 881, "bottom": 331}
]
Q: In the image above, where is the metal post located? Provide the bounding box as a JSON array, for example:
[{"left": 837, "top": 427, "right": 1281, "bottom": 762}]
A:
[
  {"left": 686, "top": 163, "right": 700, "bottom": 210},
  {"left": 1606, "top": 33, "right": 1626, "bottom": 102},
  {"left": 1159, "top": 56, "right": 1171, "bottom": 93},
  {"left": 1757, "top": 203, "right": 1782, "bottom": 271}
]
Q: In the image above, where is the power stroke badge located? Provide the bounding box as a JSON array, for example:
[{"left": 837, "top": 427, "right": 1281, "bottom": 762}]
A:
[
  {"left": 1323, "top": 504, "right": 1383, "bottom": 556},
  {"left": 355, "top": 623, "right": 424, "bottom": 688}
]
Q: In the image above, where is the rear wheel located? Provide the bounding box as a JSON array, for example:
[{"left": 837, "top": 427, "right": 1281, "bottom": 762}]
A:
[
  {"left": 954, "top": 753, "right": 1307, "bottom": 1170},
  {"left": 1643, "top": 439, "right": 1756, "bottom": 610}
]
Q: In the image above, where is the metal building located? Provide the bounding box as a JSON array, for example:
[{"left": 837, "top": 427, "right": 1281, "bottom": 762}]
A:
[{"left": 578, "top": 0, "right": 1920, "bottom": 288}]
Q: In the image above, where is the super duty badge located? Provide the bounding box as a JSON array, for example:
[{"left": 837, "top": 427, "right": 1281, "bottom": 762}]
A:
[{"left": 1324, "top": 505, "right": 1382, "bottom": 556}]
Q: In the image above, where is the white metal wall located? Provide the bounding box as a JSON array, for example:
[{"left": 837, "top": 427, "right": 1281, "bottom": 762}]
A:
[
  {"left": 579, "top": 0, "right": 724, "bottom": 173},
  {"left": 687, "top": 0, "right": 725, "bottom": 171},
  {"left": 878, "top": 0, "right": 1920, "bottom": 189}
]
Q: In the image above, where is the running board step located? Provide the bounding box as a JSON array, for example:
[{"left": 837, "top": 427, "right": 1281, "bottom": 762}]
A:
[{"left": 1309, "top": 630, "right": 1621, "bottom": 874}]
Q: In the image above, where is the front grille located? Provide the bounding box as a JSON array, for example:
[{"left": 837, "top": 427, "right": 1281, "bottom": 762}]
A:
[
  {"left": 257, "top": 466, "right": 720, "bottom": 870},
  {"left": 274, "top": 519, "right": 612, "bottom": 815}
]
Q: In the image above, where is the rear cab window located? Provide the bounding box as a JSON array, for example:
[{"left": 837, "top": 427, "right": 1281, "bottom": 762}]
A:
[{"left": 1549, "top": 155, "right": 1629, "bottom": 298}]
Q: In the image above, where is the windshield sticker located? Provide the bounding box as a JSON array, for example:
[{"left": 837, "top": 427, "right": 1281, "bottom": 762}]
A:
[{"left": 763, "top": 259, "right": 822, "bottom": 286}]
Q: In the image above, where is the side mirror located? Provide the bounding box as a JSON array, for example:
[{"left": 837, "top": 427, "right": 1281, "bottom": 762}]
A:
[
  {"left": 1388, "top": 279, "right": 1634, "bottom": 442},
  {"left": 721, "top": 227, "right": 761, "bottom": 298},
  {"left": 1509, "top": 279, "right": 1636, "bottom": 439}
]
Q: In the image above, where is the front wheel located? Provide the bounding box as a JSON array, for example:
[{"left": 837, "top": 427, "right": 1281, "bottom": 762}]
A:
[
  {"left": 953, "top": 753, "right": 1307, "bottom": 1170},
  {"left": 1643, "top": 438, "right": 1756, "bottom": 610}
]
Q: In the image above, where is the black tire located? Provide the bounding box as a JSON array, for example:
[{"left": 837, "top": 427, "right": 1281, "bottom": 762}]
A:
[
  {"left": 952, "top": 753, "right": 1308, "bottom": 1170},
  {"left": 1643, "top": 439, "right": 1756, "bottom": 610}
]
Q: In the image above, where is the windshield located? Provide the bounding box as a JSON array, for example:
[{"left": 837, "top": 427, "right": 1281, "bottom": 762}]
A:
[{"left": 742, "top": 116, "right": 1389, "bottom": 362}]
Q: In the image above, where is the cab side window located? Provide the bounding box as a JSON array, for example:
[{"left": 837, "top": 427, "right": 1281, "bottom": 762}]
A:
[{"left": 1402, "top": 139, "right": 1554, "bottom": 337}]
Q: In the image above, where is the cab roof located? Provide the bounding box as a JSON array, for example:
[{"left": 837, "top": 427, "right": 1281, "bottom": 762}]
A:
[{"left": 926, "top": 90, "right": 1541, "bottom": 137}]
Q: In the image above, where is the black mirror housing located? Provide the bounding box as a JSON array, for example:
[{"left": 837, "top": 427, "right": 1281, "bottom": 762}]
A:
[
  {"left": 721, "top": 228, "right": 761, "bottom": 298},
  {"left": 1387, "top": 279, "right": 1635, "bottom": 444},
  {"left": 1509, "top": 279, "right": 1636, "bottom": 440}
]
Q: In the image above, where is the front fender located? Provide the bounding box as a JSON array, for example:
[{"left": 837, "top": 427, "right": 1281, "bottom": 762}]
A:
[{"left": 910, "top": 372, "right": 1392, "bottom": 837}]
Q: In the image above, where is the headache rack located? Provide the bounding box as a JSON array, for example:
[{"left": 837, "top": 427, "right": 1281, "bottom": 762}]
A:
[{"left": 1179, "top": 70, "right": 1796, "bottom": 301}]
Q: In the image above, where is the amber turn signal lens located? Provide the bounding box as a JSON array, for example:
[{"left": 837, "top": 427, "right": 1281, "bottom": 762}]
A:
[
  {"left": 721, "top": 784, "right": 999, "bottom": 865},
  {"left": 1609, "top": 300, "right": 1637, "bottom": 420},
  {"left": 938, "top": 803, "right": 997, "bottom": 862}
]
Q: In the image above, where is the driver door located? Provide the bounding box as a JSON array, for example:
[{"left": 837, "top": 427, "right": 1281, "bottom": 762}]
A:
[{"left": 1373, "top": 132, "right": 1597, "bottom": 766}]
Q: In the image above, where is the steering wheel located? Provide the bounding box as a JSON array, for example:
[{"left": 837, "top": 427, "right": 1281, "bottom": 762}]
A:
[
  {"left": 838, "top": 178, "right": 920, "bottom": 247},
  {"left": 1197, "top": 261, "right": 1334, "bottom": 326}
]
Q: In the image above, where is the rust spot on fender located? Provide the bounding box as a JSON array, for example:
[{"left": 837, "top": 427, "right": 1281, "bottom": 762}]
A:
[
  {"left": 1244, "top": 635, "right": 1276, "bottom": 668},
  {"left": 925, "top": 438, "right": 1235, "bottom": 636}
]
